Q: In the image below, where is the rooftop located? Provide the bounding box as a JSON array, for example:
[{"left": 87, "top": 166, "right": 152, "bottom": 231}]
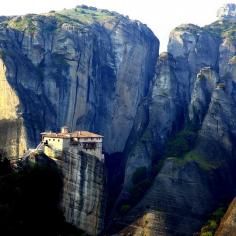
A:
[{"left": 41, "top": 130, "right": 103, "bottom": 139}]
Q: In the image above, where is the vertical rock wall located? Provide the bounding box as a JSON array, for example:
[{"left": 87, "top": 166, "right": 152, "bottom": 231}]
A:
[
  {"left": 0, "top": 7, "right": 159, "bottom": 157},
  {"left": 56, "top": 147, "right": 106, "bottom": 235},
  {"left": 0, "top": 59, "right": 27, "bottom": 157},
  {"left": 114, "top": 4, "right": 236, "bottom": 235}
]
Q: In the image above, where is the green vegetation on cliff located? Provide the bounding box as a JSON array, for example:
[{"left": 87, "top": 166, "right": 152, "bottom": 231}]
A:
[
  {"left": 8, "top": 16, "right": 37, "bottom": 32},
  {"left": 165, "top": 127, "right": 197, "bottom": 158},
  {"left": 164, "top": 126, "right": 220, "bottom": 170},
  {"left": 199, "top": 205, "right": 227, "bottom": 236},
  {"left": 175, "top": 24, "right": 202, "bottom": 35},
  {"left": 205, "top": 20, "right": 236, "bottom": 39},
  {"left": 174, "top": 20, "right": 236, "bottom": 42},
  {"left": 5, "top": 5, "right": 117, "bottom": 34},
  {"left": 174, "top": 151, "right": 220, "bottom": 170},
  {"left": 57, "top": 6, "right": 115, "bottom": 24}
]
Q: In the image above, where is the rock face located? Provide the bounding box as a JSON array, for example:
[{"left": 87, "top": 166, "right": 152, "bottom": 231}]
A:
[
  {"left": 24, "top": 147, "right": 106, "bottom": 236},
  {"left": 0, "top": 6, "right": 159, "bottom": 157},
  {"left": 0, "top": 59, "right": 27, "bottom": 157},
  {"left": 215, "top": 198, "right": 236, "bottom": 236},
  {"left": 121, "top": 52, "right": 183, "bottom": 191},
  {"left": 217, "top": 3, "right": 236, "bottom": 22},
  {"left": 57, "top": 149, "right": 106, "bottom": 236},
  {"left": 112, "top": 4, "right": 236, "bottom": 235},
  {"left": 3, "top": 3, "right": 236, "bottom": 236}
]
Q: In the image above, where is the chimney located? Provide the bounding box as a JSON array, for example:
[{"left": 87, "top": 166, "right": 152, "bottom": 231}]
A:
[{"left": 61, "top": 126, "right": 69, "bottom": 134}]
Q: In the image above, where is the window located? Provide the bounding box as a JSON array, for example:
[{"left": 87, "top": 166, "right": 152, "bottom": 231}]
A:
[
  {"left": 53, "top": 139, "right": 55, "bottom": 141},
  {"left": 58, "top": 139, "right": 60, "bottom": 142}
]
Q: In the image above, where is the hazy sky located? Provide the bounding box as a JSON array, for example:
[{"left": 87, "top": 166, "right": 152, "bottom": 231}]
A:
[{"left": 0, "top": 0, "right": 233, "bottom": 51}]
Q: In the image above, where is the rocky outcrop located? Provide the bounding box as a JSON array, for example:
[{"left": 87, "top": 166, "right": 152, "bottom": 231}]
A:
[
  {"left": 217, "top": 3, "right": 236, "bottom": 22},
  {"left": 0, "top": 6, "right": 159, "bottom": 157},
  {"left": 113, "top": 4, "right": 236, "bottom": 235},
  {"left": 121, "top": 23, "right": 221, "bottom": 192},
  {"left": 215, "top": 198, "right": 236, "bottom": 236},
  {"left": 121, "top": 53, "right": 182, "bottom": 191}
]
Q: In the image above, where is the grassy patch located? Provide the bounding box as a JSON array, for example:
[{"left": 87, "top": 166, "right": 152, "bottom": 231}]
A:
[
  {"left": 7, "top": 6, "right": 116, "bottom": 34},
  {"left": 8, "top": 17, "right": 37, "bottom": 33},
  {"left": 54, "top": 6, "right": 115, "bottom": 26},
  {"left": 205, "top": 20, "right": 236, "bottom": 39},
  {"left": 175, "top": 24, "right": 201, "bottom": 35},
  {"left": 164, "top": 127, "right": 197, "bottom": 158},
  {"left": 174, "top": 151, "right": 219, "bottom": 170},
  {"left": 164, "top": 125, "right": 220, "bottom": 171}
]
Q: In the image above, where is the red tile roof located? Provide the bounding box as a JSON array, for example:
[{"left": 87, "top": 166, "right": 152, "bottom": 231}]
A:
[{"left": 41, "top": 131, "right": 103, "bottom": 139}]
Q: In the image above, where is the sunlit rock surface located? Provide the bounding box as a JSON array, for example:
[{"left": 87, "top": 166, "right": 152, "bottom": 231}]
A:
[
  {"left": 0, "top": 6, "right": 159, "bottom": 157},
  {"left": 215, "top": 198, "right": 236, "bottom": 236},
  {"left": 58, "top": 149, "right": 106, "bottom": 236}
]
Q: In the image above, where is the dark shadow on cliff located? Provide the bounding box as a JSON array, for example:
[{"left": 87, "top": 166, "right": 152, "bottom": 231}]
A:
[
  {"left": 0, "top": 155, "right": 86, "bottom": 236},
  {"left": 107, "top": 123, "right": 236, "bottom": 235},
  {"left": 105, "top": 152, "right": 124, "bottom": 216}
]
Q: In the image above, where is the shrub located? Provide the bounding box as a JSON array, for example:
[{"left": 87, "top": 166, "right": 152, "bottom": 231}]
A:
[
  {"left": 165, "top": 128, "right": 197, "bottom": 158},
  {"left": 201, "top": 232, "right": 213, "bottom": 236},
  {"left": 199, "top": 206, "right": 227, "bottom": 236},
  {"left": 212, "top": 207, "right": 225, "bottom": 219}
]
